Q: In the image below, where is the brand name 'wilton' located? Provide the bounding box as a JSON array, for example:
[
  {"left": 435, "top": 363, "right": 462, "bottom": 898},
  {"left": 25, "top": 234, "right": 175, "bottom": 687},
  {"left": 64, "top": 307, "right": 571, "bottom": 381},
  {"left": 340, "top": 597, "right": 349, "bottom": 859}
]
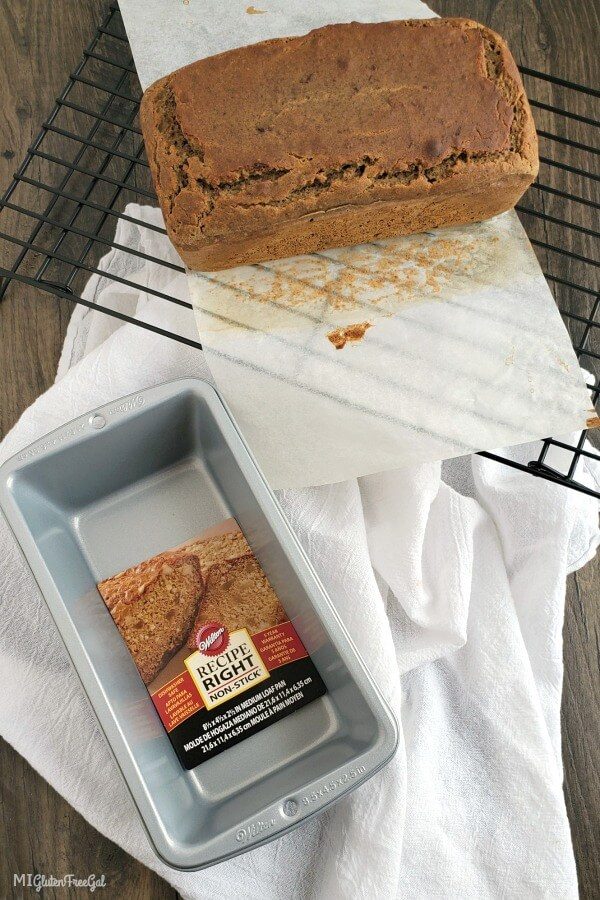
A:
[
  {"left": 107, "top": 395, "right": 144, "bottom": 415},
  {"left": 199, "top": 628, "right": 225, "bottom": 653}
]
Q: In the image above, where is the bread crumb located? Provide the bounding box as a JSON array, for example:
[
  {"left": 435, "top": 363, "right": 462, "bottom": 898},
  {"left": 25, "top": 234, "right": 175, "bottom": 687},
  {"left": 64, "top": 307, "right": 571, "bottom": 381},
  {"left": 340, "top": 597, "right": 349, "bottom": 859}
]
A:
[
  {"left": 246, "top": 5, "right": 266, "bottom": 13},
  {"left": 327, "top": 321, "right": 372, "bottom": 349}
]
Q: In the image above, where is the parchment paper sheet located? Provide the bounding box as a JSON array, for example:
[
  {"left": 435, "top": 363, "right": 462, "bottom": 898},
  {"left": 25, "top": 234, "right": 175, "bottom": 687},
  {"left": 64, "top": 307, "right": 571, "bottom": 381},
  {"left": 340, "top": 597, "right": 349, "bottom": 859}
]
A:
[
  {"left": 119, "top": 0, "right": 436, "bottom": 90},
  {"left": 120, "top": 0, "right": 592, "bottom": 489}
]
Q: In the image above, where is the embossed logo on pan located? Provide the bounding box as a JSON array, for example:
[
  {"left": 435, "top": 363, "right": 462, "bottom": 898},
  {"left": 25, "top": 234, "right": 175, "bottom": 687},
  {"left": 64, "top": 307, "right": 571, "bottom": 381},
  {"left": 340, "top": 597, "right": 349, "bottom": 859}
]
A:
[
  {"left": 236, "top": 818, "right": 277, "bottom": 843},
  {"left": 17, "top": 396, "right": 145, "bottom": 461},
  {"left": 106, "top": 394, "right": 145, "bottom": 416}
]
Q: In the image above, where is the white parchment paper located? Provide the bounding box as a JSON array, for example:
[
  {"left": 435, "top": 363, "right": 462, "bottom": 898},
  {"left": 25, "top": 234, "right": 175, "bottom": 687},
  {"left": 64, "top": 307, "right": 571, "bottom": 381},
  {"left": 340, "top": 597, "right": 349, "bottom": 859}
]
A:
[
  {"left": 120, "top": 0, "right": 592, "bottom": 489},
  {"left": 119, "top": 0, "right": 437, "bottom": 90}
]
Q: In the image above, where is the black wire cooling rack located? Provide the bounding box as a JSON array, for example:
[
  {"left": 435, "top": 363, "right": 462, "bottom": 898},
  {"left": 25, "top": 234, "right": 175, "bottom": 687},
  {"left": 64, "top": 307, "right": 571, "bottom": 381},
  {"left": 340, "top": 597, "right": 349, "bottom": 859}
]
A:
[{"left": 0, "top": 4, "right": 598, "bottom": 496}]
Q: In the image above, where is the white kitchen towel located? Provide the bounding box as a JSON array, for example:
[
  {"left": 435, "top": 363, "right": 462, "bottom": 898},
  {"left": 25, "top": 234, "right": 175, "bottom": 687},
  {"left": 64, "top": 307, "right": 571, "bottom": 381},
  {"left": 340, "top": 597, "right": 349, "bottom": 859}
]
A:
[{"left": 1, "top": 205, "right": 598, "bottom": 899}]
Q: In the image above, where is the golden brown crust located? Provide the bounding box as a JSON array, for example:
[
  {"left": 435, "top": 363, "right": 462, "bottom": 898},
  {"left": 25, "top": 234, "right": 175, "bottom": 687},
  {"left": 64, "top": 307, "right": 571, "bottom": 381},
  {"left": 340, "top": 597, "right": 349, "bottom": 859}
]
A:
[
  {"left": 179, "top": 530, "right": 251, "bottom": 573},
  {"left": 140, "top": 18, "right": 538, "bottom": 271},
  {"left": 99, "top": 552, "right": 204, "bottom": 684},
  {"left": 187, "top": 553, "right": 287, "bottom": 649}
]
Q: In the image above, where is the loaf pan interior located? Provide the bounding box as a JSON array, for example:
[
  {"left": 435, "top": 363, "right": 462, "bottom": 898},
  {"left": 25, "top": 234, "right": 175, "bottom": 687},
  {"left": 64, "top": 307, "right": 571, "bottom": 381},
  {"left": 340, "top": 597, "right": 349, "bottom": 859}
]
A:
[{"left": 1, "top": 380, "right": 397, "bottom": 868}]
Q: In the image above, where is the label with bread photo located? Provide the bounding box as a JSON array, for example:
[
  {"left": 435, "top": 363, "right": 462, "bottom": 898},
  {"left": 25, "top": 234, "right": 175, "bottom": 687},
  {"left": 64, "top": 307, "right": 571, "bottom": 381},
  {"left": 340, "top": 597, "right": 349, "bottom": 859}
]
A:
[{"left": 97, "top": 520, "right": 326, "bottom": 769}]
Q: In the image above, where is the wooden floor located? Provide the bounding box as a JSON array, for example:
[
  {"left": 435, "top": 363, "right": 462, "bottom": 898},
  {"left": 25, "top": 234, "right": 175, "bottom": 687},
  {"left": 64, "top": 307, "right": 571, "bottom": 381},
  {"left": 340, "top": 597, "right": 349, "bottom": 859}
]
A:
[{"left": 0, "top": 1, "right": 598, "bottom": 897}]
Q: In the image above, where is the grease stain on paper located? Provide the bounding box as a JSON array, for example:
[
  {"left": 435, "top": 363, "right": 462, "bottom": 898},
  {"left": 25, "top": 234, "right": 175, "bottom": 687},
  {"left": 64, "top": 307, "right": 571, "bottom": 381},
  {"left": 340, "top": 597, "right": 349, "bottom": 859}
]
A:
[
  {"left": 229, "top": 234, "right": 486, "bottom": 317},
  {"left": 190, "top": 217, "right": 536, "bottom": 338}
]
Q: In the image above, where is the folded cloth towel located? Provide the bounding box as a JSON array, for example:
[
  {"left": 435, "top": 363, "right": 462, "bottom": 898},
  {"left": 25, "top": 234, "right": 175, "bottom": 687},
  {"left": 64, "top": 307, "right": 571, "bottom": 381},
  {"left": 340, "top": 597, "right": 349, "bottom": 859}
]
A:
[{"left": 1, "top": 205, "right": 598, "bottom": 899}]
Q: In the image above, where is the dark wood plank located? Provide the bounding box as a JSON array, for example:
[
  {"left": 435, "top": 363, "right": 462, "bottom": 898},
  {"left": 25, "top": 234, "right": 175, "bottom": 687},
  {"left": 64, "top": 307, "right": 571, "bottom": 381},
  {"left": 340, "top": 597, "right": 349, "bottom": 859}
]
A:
[
  {"left": 563, "top": 561, "right": 600, "bottom": 897},
  {"left": 0, "top": 748, "right": 176, "bottom": 900},
  {"left": 0, "top": 0, "right": 598, "bottom": 897},
  {"left": 0, "top": 3, "right": 178, "bottom": 897},
  {"left": 430, "top": 4, "right": 600, "bottom": 897}
]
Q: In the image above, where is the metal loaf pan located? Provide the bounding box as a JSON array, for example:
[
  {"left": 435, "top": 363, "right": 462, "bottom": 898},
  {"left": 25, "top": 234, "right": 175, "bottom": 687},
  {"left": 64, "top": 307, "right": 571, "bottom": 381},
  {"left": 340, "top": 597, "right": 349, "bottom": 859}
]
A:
[{"left": 0, "top": 379, "right": 398, "bottom": 870}]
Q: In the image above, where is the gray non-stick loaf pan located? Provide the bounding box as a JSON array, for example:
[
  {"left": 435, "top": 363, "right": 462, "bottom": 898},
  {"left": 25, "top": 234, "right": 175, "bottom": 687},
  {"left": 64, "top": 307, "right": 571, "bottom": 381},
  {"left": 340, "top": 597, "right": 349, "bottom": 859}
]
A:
[{"left": 0, "top": 378, "right": 398, "bottom": 870}]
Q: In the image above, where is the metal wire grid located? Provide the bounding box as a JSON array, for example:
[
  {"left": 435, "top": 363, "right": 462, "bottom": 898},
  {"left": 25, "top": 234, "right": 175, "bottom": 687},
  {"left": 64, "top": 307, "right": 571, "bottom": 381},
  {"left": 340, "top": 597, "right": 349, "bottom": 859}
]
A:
[{"left": 0, "top": 4, "right": 598, "bottom": 496}]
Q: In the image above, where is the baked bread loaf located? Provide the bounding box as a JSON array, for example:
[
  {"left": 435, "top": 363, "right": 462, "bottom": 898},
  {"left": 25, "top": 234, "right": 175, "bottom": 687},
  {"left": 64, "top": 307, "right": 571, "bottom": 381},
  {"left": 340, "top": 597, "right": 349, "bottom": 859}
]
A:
[
  {"left": 99, "top": 553, "right": 203, "bottom": 684},
  {"left": 140, "top": 18, "right": 538, "bottom": 271},
  {"left": 187, "top": 553, "right": 287, "bottom": 649},
  {"left": 182, "top": 530, "right": 251, "bottom": 572}
]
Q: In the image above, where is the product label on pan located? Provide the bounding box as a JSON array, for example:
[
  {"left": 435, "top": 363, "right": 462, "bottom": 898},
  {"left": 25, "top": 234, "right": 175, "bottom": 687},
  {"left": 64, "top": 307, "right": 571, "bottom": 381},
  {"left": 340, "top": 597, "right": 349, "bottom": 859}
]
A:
[
  {"left": 97, "top": 518, "right": 326, "bottom": 769},
  {"left": 185, "top": 626, "right": 270, "bottom": 710}
]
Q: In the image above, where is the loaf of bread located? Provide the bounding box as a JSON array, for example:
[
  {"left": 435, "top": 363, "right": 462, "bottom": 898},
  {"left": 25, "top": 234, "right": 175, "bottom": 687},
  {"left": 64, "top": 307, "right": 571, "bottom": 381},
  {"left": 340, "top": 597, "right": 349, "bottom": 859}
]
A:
[
  {"left": 98, "top": 553, "right": 203, "bottom": 684},
  {"left": 187, "top": 553, "right": 287, "bottom": 649},
  {"left": 140, "top": 18, "right": 538, "bottom": 271},
  {"left": 181, "top": 530, "right": 251, "bottom": 572}
]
